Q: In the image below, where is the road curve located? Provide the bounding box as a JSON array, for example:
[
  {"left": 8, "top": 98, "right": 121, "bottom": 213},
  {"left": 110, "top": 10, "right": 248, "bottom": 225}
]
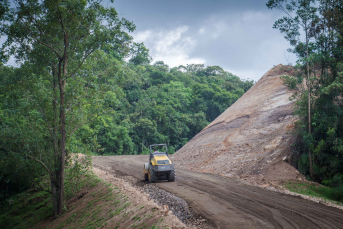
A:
[{"left": 93, "top": 155, "right": 343, "bottom": 229}]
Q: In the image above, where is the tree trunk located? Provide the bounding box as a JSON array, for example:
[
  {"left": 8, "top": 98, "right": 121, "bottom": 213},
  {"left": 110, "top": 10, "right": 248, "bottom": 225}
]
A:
[
  {"left": 51, "top": 179, "right": 61, "bottom": 219},
  {"left": 58, "top": 69, "right": 66, "bottom": 215},
  {"left": 51, "top": 52, "right": 67, "bottom": 217},
  {"left": 306, "top": 29, "right": 313, "bottom": 179},
  {"left": 54, "top": 29, "right": 69, "bottom": 217}
]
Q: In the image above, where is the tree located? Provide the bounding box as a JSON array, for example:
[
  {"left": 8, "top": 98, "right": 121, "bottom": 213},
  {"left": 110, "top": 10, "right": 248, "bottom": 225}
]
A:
[
  {"left": 267, "top": 0, "right": 319, "bottom": 178},
  {"left": 129, "top": 42, "right": 152, "bottom": 65},
  {"left": 0, "top": 0, "right": 134, "bottom": 218}
]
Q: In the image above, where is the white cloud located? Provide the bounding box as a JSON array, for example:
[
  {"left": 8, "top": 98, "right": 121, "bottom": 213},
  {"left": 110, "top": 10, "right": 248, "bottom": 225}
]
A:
[
  {"left": 212, "top": 21, "right": 228, "bottom": 38},
  {"left": 242, "top": 11, "right": 270, "bottom": 23},
  {"left": 198, "top": 27, "right": 205, "bottom": 34},
  {"left": 134, "top": 30, "right": 152, "bottom": 43},
  {"left": 131, "top": 10, "right": 297, "bottom": 81},
  {"left": 183, "top": 10, "right": 297, "bottom": 81},
  {"left": 133, "top": 26, "right": 205, "bottom": 67}
]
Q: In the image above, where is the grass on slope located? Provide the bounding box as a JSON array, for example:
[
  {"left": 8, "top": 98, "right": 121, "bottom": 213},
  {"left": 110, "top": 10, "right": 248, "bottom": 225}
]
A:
[
  {"left": 282, "top": 181, "right": 343, "bottom": 204},
  {"left": 0, "top": 173, "right": 167, "bottom": 229}
]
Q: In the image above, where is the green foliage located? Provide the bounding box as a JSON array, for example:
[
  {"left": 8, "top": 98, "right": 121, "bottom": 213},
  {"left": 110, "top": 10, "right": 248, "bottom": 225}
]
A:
[
  {"left": 0, "top": 152, "right": 44, "bottom": 201},
  {"left": 70, "top": 60, "right": 253, "bottom": 155},
  {"left": 270, "top": 0, "right": 343, "bottom": 195},
  {"left": 281, "top": 75, "right": 299, "bottom": 90},
  {"left": 293, "top": 76, "right": 343, "bottom": 183},
  {"left": 94, "top": 61, "right": 253, "bottom": 154},
  {"left": 64, "top": 155, "right": 92, "bottom": 199},
  {"left": 129, "top": 42, "right": 152, "bottom": 65},
  {"left": 0, "top": 171, "right": 161, "bottom": 229},
  {"left": 0, "top": 0, "right": 135, "bottom": 217},
  {"left": 267, "top": 0, "right": 319, "bottom": 53},
  {"left": 0, "top": 190, "right": 53, "bottom": 229},
  {"left": 284, "top": 180, "right": 343, "bottom": 203}
]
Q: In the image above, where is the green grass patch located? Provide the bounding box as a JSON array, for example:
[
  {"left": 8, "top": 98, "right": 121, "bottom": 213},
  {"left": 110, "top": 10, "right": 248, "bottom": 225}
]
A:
[
  {"left": 0, "top": 189, "right": 53, "bottom": 229},
  {"left": 283, "top": 181, "right": 343, "bottom": 203}
]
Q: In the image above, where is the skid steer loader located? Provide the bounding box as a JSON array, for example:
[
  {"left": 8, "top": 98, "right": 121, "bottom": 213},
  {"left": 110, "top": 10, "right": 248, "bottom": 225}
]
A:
[{"left": 143, "top": 144, "right": 175, "bottom": 183}]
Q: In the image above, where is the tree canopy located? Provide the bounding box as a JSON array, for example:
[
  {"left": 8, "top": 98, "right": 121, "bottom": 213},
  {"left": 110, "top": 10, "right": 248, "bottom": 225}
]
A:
[
  {"left": 0, "top": 0, "right": 135, "bottom": 217},
  {"left": 268, "top": 0, "right": 343, "bottom": 197}
]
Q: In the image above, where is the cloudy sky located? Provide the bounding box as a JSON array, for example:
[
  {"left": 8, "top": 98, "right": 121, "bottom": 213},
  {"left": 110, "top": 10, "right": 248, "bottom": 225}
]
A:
[
  {"left": 110, "top": 0, "right": 297, "bottom": 81},
  {"left": 0, "top": 0, "right": 298, "bottom": 81}
]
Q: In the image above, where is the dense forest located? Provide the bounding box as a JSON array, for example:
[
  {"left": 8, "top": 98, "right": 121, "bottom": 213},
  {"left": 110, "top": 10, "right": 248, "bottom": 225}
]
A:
[
  {"left": 75, "top": 61, "right": 253, "bottom": 156},
  {"left": 268, "top": 0, "right": 343, "bottom": 194},
  {"left": 0, "top": 0, "right": 253, "bottom": 214}
]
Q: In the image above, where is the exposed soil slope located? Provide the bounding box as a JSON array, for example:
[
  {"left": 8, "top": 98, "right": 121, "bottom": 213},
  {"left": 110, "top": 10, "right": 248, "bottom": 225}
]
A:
[{"left": 173, "top": 64, "right": 302, "bottom": 185}]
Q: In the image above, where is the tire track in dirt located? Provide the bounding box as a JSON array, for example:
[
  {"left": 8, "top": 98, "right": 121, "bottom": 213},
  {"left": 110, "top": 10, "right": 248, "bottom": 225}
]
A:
[{"left": 93, "top": 155, "right": 343, "bottom": 229}]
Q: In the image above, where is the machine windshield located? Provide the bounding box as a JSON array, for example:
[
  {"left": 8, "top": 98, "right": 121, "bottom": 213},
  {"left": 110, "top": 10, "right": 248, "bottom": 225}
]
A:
[{"left": 151, "top": 144, "right": 167, "bottom": 153}]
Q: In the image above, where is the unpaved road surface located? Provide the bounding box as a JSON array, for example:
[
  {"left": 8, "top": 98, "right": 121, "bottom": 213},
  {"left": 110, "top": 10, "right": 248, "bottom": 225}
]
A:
[{"left": 93, "top": 155, "right": 343, "bottom": 229}]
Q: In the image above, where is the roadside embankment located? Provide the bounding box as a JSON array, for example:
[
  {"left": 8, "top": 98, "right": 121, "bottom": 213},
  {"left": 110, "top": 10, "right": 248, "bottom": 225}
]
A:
[
  {"left": 0, "top": 163, "right": 188, "bottom": 229},
  {"left": 93, "top": 162, "right": 211, "bottom": 228},
  {"left": 92, "top": 163, "right": 189, "bottom": 228}
]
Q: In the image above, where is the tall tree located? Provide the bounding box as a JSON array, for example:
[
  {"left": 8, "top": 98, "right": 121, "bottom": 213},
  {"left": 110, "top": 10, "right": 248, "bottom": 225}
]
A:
[
  {"left": 0, "top": 0, "right": 134, "bottom": 218},
  {"left": 267, "top": 0, "right": 319, "bottom": 178},
  {"left": 129, "top": 42, "right": 152, "bottom": 65}
]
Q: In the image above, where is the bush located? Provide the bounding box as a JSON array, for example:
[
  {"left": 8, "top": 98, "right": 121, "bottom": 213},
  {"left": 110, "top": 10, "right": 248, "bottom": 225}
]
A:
[{"left": 64, "top": 154, "right": 92, "bottom": 200}]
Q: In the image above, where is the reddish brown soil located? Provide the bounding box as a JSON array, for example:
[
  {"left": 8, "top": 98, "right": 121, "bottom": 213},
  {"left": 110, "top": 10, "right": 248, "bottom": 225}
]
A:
[{"left": 93, "top": 155, "right": 343, "bottom": 229}]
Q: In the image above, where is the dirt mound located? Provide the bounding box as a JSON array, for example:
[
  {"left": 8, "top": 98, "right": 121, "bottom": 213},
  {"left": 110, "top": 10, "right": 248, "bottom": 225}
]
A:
[{"left": 172, "top": 64, "right": 304, "bottom": 185}]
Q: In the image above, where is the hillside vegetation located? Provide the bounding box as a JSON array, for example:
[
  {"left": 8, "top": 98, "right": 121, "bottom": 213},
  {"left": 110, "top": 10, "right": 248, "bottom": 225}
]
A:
[
  {"left": 267, "top": 0, "right": 343, "bottom": 199},
  {"left": 0, "top": 0, "right": 253, "bottom": 214},
  {"left": 80, "top": 62, "right": 253, "bottom": 155}
]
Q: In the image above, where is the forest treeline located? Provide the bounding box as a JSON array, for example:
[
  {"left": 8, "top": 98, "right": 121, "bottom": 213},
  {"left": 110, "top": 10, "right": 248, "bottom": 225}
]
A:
[
  {"left": 0, "top": 0, "right": 253, "bottom": 213},
  {"left": 268, "top": 0, "right": 343, "bottom": 197},
  {"left": 67, "top": 61, "right": 253, "bottom": 156}
]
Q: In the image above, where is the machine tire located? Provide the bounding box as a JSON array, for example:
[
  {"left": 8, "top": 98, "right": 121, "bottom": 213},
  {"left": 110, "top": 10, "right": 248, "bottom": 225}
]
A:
[
  {"left": 148, "top": 164, "right": 158, "bottom": 183},
  {"left": 144, "top": 163, "right": 149, "bottom": 181},
  {"left": 168, "top": 164, "right": 175, "bottom": 182}
]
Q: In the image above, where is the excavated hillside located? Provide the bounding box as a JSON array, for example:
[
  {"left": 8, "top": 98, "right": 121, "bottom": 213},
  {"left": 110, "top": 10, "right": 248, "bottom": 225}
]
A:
[{"left": 172, "top": 64, "right": 303, "bottom": 185}]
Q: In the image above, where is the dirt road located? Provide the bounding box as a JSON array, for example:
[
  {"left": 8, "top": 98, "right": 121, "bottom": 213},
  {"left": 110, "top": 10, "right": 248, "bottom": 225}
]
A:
[{"left": 93, "top": 155, "right": 343, "bottom": 229}]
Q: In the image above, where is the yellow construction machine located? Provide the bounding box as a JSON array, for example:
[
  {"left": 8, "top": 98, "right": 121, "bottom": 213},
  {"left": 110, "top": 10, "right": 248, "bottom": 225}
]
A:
[{"left": 143, "top": 144, "right": 175, "bottom": 183}]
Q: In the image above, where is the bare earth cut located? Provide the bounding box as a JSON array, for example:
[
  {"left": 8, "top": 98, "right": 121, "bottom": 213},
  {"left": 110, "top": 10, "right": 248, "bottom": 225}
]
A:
[{"left": 173, "top": 64, "right": 303, "bottom": 186}]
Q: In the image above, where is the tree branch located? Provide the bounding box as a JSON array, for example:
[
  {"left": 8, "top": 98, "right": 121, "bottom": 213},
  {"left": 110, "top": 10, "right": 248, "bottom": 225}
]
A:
[
  {"left": 65, "top": 49, "right": 96, "bottom": 79},
  {"left": 36, "top": 39, "right": 62, "bottom": 59}
]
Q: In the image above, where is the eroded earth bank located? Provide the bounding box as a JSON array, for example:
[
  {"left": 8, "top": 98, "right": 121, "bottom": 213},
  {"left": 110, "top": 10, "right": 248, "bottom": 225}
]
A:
[{"left": 173, "top": 65, "right": 301, "bottom": 186}]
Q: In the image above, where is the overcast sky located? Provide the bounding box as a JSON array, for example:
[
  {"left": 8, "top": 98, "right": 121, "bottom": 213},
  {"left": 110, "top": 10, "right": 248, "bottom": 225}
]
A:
[
  {"left": 0, "top": 0, "right": 298, "bottom": 81},
  {"left": 109, "top": 0, "right": 297, "bottom": 81}
]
